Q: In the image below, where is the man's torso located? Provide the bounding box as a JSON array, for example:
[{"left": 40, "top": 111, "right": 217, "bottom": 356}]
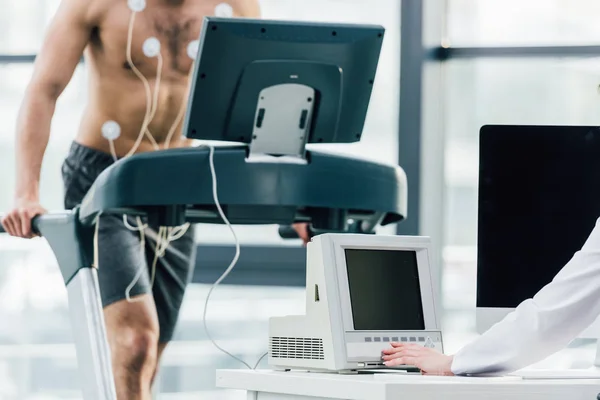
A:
[{"left": 77, "top": 0, "right": 255, "bottom": 155}]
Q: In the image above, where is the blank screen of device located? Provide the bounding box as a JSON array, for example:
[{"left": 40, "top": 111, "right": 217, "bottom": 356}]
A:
[
  {"left": 478, "top": 126, "right": 600, "bottom": 307},
  {"left": 345, "top": 249, "right": 425, "bottom": 331}
]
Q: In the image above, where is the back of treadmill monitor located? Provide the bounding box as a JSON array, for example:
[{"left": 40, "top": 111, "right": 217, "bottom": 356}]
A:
[
  {"left": 268, "top": 234, "right": 443, "bottom": 372},
  {"left": 184, "top": 18, "right": 385, "bottom": 154}
]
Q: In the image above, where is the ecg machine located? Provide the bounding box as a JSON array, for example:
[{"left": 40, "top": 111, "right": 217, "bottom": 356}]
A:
[{"left": 268, "top": 234, "right": 443, "bottom": 372}]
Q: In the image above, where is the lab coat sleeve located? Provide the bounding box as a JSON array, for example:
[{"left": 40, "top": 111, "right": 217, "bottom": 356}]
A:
[{"left": 451, "top": 218, "right": 600, "bottom": 376}]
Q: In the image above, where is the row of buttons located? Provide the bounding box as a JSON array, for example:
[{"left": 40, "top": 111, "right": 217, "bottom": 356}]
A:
[{"left": 364, "top": 336, "right": 426, "bottom": 343}]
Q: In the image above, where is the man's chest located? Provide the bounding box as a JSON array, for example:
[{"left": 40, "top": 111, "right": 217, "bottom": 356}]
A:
[{"left": 95, "top": 0, "right": 235, "bottom": 77}]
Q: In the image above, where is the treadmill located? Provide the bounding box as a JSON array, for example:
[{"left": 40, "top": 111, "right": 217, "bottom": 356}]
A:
[{"left": 0, "top": 17, "right": 407, "bottom": 399}]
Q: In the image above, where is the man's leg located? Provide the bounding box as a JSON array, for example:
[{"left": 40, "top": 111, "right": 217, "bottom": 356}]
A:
[
  {"left": 92, "top": 213, "right": 166, "bottom": 400},
  {"left": 96, "top": 221, "right": 196, "bottom": 395},
  {"left": 104, "top": 295, "right": 160, "bottom": 400},
  {"left": 151, "top": 343, "right": 169, "bottom": 385},
  {"left": 145, "top": 224, "right": 198, "bottom": 386},
  {"left": 61, "top": 146, "right": 162, "bottom": 398}
]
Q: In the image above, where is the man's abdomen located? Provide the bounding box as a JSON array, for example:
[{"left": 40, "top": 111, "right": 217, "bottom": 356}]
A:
[{"left": 75, "top": 74, "right": 195, "bottom": 156}]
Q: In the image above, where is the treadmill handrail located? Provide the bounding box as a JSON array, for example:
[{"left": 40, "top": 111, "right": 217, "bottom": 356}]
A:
[{"left": 0, "top": 214, "right": 43, "bottom": 235}]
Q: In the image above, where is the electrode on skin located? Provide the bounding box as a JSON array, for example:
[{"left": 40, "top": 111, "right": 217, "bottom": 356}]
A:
[
  {"left": 102, "top": 121, "right": 122, "bottom": 141},
  {"left": 128, "top": 0, "right": 146, "bottom": 12},
  {"left": 187, "top": 40, "right": 200, "bottom": 60},
  {"left": 143, "top": 37, "right": 161, "bottom": 58},
  {"left": 215, "top": 3, "right": 234, "bottom": 17}
]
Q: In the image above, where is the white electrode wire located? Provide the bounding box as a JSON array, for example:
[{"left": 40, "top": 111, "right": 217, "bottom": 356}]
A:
[
  {"left": 164, "top": 67, "right": 195, "bottom": 150},
  {"left": 163, "top": 95, "right": 187, "bottom": 150},
  {"left": 145, "top": 128, "right": 160, "bottom": 150},
  {"left": 144, "top": 52, "right": 164, "bottom": 150},
  {"left": 122, "top": 218, "right": 190, "bottom": 290},
  {"left": 123, "top": 215, "right": 148, "bottom": 231},
  {"left": 110, "top": 2, "right": 266, "bottom": 372},
  {"left": 117, "top": 145, "right": 265, "bottom": 368},
  {"left": 200, "top": 144, "right": 264, "bottom": 370},
  {"left": 200, "top": 146, "right": 268, "bottom": 370},
  {"left": 125, "top": 216, "right": 148, "bottom": 303},
  {"left": 125, "top": 11, "right": 155, "bottom": 158},
  {"left": 108, "top": 141, "right": 118, "bottom": 163},
  {"left": 150, "top": 242, "right": 160, "bottom": 286},
  {"left": 148, "top": 53, "right": 163, "bottom": 121},
  {"left": 149, "top": 226, "right": 166, "bottom": 286},
  {"left": 168, "top": 224, "right": 190, "bottom": 241},
  {"left": 154, "top": 227, "right": 170, "bottom": 257},
  {"left": 107, "top": 11, "right": 162, "bottom": 158},
  {"left": 147, "top": 223, "right": 191, "bottom": 286}
]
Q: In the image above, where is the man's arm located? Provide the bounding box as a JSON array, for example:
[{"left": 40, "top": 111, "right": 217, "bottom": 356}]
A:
[{"left": 2, "top": 0, "right": 95, "bottom": 238}]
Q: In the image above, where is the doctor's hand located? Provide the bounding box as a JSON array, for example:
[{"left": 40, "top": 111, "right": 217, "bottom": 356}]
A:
[{"left": 382, "top": 343, "right": 455, "bottom": 376}]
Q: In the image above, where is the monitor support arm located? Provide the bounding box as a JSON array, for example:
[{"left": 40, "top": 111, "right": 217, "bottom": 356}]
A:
[{"left": 248, "top": 83, "right": 316, "bottom": 160}]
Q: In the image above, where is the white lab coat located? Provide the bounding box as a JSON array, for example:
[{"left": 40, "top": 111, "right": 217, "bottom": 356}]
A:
[{"left": 450, "top": 217, "right": 600, "bottom": 376}]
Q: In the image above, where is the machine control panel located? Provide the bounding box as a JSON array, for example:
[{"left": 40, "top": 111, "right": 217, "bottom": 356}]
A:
[{"left": 345, "top": 330, "right": 443, "bottom": 362}]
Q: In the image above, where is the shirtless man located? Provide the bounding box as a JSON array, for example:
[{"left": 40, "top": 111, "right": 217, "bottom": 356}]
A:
[{"left": 1, "top": 0, "right": 309, "bottom": 398}]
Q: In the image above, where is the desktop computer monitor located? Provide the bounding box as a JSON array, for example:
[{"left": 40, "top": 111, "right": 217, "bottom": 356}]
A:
[
  {"left": 476, "top": 125, "right": 600, "bottom": 337},
  {"left": 268, "top": 234, "right": 443, "bottom": 372}
]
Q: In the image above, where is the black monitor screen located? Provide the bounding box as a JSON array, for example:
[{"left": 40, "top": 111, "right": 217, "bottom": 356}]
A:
[
  {"left": 478, "top": 125, "right": 600, "bottom": 308},
  {"left": 345, "top": 249, "right": 425, "bottom": 331}
]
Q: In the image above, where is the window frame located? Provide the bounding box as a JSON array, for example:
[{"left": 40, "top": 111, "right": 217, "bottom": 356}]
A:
[{"left": 398, "top": 0, "right": 600, "bottom": 291}]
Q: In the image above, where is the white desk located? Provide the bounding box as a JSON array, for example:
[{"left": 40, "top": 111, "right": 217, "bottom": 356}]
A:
[{"left": 216, "top": 369, "right": 600, "bottom": 400}]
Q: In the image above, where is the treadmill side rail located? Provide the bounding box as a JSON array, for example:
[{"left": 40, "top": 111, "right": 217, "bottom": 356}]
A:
[
  {"left": 37, "top": 211, "right": 116, "bottom": 399},
  {"left": 68, "top": 269, "right": 117, "bottom": 400},
  {"left": 37, "top": 210, "right": 96, "bottom": 285}
]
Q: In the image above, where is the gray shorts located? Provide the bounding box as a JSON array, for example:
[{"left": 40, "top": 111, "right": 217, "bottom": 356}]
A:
[{"left": 61, "top": 142, "right": 196, "bottom": 342}]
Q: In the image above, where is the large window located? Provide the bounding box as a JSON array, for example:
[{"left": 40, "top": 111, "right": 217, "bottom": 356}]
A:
[
  {"left": 0, "top": 0, "right": 400, "bottom": 398},
  {"left": 440, "top": 1, "right": 600, "bottom": 362},
  {"left": 0, "top": 1, "right": 60, "bottom": 54},
  {"left": 448, "top": 0, "right": 600, "bottom": 46}
]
